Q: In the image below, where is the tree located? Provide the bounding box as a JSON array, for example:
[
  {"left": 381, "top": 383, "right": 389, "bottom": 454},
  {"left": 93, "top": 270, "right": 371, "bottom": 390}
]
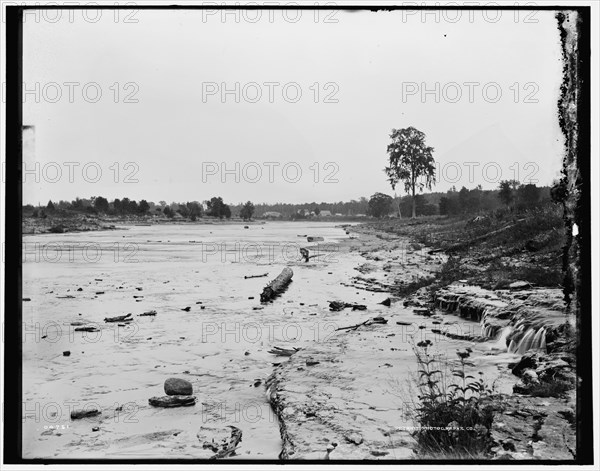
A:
[
  {"left": 186, "top": 201, "right": 203, "bottom": 221},
  {"left": 385, "top": 127, "right": 436, "bottom": 218},
  {"left": 128, "top": 200, "right": 139, "bottom": 214},
  {"left": 240, "top": 201, "right": 255, "bottom": 220},
  {"left": 163, "top": 206, "right": 174, "bottom": 218},
  {"left": 498, "top": 180, "right": 519, "bottom": 208},
  {"left": 313, "top": 206, "right": 321, "bottom": 216},
  {"left": 46, "top": 200, "right": 55, "bottom": 211},
  {"left": 439, "top": 196, "right": 452, "bottom": 216},
  {"left": 367, "top": 192, "right": 393, "bottom": 218},
  {"left": 516, "top": 183, "right": 540, "bottom": 209},
  {"left": 112, "top": 199, "right": 120, "bottom": 214},
  {"left": 138, "top": 200, "right": 150, "bottom": 214},
  {"left": 93, "top": 196, "right": 109, "bottom": 213},
  {"left": 177, "top": 204, "right": 190, "bottom": 218},
  {"left": 206, "top": 197, "right": 231, "bottom": 219},
  {"left": 71, "top": 197, "right": 84, "bottom": 210}
]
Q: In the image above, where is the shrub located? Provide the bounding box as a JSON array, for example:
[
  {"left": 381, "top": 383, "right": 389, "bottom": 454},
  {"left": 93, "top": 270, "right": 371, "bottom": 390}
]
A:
[{"left": 412, "top": 341, "right": 494, "bottom": 456}]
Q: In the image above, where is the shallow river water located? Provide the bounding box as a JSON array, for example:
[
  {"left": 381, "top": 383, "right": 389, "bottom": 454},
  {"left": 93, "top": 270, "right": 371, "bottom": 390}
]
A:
[{"left": 21, "top": 221, "right": 519, "bottom": 459}]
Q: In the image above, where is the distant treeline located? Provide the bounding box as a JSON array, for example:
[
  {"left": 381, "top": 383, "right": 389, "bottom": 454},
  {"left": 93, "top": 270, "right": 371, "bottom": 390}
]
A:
[{"left": 23, "top": 183, "right": 553, "bottom": 221}]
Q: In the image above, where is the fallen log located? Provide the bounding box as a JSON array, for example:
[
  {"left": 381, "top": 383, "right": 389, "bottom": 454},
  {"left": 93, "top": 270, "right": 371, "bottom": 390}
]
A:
[
  {"left": 74, "top": 326, "right": 100, "bottom": 332},
  {"left": 336, "top": 316, "right": 388, "bottom": 331},
  {"left": 268, "top": 346, "right": 301, "bottom": 356},
  {"left": 244, "top": 273, "right": 268, "bottom": 279},
  {"left": 70, "top": 409, "right": 101, "bottom": 420},
  {"left": 260, "top": 267, "right": 293, "bottom": 302},
  {"left": 104, "top": 313, "right": 132, "bottom": 323}
]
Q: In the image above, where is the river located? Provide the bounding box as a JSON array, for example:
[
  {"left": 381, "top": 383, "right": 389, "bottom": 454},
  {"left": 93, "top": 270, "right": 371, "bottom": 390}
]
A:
[{"left": 21, "top": 221, "right": 519, "bottom": 459}]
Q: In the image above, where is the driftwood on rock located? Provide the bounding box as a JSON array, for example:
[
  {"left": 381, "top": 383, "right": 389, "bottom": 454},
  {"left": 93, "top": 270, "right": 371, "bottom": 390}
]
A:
[
  {"left": 104, "top": 313, "right": 132, "bottom": 323},
  {"left": 268, "top": 346, "right": 301, "bottom": 356},
  {"left": 74, "top": 326, "right": 100, "bottom": 332},
  {"left": 70, "top": 409, "right": 101, "bottom": 420},
  {"left": 336, "top": 316, "right": 388, "bottom": 331},
  {"left": 244, "top": 273, "right": 268, "bottom": 279},
  {"left": 260, "top": 267, "right": 293, "bottom": 302}
]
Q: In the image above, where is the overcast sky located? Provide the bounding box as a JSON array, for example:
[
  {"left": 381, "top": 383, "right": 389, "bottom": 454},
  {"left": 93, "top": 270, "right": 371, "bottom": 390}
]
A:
[{"left": 22, "top": 8, "right": 564, "bottom": 206}]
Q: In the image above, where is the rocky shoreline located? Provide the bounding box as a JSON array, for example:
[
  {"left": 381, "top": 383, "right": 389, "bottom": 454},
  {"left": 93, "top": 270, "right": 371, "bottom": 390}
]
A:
[{"left": 266, "top": 224, "right": 577, "bottom": 460}]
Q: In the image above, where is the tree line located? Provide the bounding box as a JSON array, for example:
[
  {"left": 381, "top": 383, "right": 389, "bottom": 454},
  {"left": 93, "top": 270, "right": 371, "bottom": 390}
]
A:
[{"left": 27, "top": 197, "right": 256, "bottom": 221}]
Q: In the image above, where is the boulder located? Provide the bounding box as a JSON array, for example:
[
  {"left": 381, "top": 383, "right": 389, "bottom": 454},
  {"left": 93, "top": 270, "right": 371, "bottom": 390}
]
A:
[
  {"left": 164, "top": 377, "right": 193, "bottom": 396},
  {"left": 510, "top": 353, "right": 538, "bottom": 376},
  {"left": 509, "top": 281, "right": 532, "bottom": 290}
]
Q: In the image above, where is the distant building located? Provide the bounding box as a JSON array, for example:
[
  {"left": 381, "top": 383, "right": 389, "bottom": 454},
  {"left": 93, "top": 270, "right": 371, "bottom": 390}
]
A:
[
  {"left": 263, "top": 211, "right": 282, "bottom": 219},
  {"left": 319, "top": 210, "right": 332, "bottom": 217}
]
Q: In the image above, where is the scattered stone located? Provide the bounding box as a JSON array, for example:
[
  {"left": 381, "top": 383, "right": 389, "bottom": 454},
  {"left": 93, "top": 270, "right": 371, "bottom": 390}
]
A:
[
  {"left": 139, "top": 310, "right": 157, "bottom": 316},
  {"left": 77, "top": 288, "right": 83, "bottom": 291},
  {"left": 95, "top": 291, "right": 105, "bottom": 295},
  {"left": 164, "top": 377, "right": 193, "bottom": 396},
  {"left": 92, "top": 426, "right": 100, "bottom": 432},
  {"left": 345, "top": 432, "right": 364, "bottom": 445},
  {"left": 370, "top": 450, "right": 388, "bottom": 456},
  {"left": 306, "top": 359, "right": 320, "bottom": 366},
  {"left": 329, "top": 301, "right": 367, "bottom": 311},
  {"left": 379, "top": 297, "right": 391, "bottom": 306},
  {"left": 181, "top": 307, "right": 191, "bottom": 312},
  {"left": 63, "top": 351, "right": 71, "bottom": 356},
  {"left": 149, "top": 395, "right": 197, "bottom": 408},
  {"left": 413, "top": 308, "right": 431, "bottom": 316},
  {"left": 510, "top": 353, "right": 538, "bottom": 376},
  {"left": 396, "top": 321, "right": 412, "bottom": 326}
]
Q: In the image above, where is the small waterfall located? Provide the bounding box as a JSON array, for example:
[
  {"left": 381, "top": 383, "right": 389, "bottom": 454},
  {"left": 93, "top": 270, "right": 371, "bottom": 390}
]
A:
[
  {"left": 508, "top": 326, "right": 547, "bottom": 355},
  {"left": 492, "top": 326, "right": 512, "bottom": 351}
]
